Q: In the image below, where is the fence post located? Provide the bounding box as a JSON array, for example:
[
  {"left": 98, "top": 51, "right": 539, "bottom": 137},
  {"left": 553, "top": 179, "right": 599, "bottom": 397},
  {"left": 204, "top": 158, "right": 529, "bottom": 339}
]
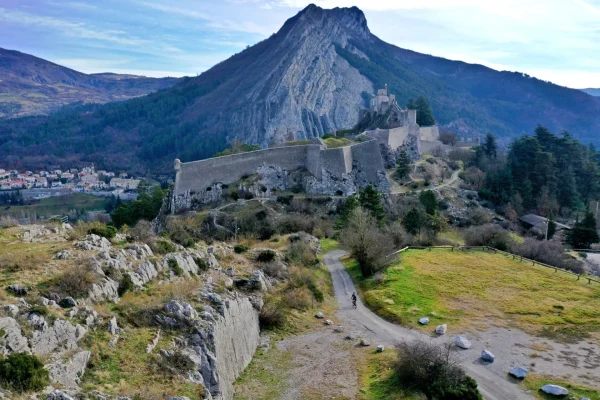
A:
[{"left": 577, "top": 275, "right": 580, "bottom": 280}]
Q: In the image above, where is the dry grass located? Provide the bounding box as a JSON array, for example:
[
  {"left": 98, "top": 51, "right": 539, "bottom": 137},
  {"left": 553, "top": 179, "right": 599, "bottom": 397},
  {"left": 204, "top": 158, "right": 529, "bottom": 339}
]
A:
[{"left": 346, "top": 249, "right": 600, "bottom": 341}]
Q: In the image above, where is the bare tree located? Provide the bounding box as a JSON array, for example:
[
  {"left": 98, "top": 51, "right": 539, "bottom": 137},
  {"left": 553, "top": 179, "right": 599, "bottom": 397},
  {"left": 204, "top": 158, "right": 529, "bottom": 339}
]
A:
[{"left": 339, "top": 208, "right": 397, "bottom": 277}]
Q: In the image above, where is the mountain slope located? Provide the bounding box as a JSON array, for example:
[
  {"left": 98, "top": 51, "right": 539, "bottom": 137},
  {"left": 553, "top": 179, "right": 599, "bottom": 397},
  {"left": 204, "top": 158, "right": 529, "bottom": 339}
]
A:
[
  {"left": 1, "top": 5, "right": 599, "bottom": 174},
  {"left": 582, "top": 88, "right": 600, "bottom": 97},
  {"left": 0, "top": 48, "right": 181, "bottom": 118}
]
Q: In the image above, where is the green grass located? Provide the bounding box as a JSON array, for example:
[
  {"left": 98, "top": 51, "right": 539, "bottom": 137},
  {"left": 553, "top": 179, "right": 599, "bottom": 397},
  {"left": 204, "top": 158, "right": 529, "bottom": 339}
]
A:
[
  {"left": 357, "top": 350, "right": 423, "bottom": 400},
  {"left": 323, "top": 137, "right": 356, "bottom": 148},
  {"left": 0, "top": 193, "right": 110, "bottom": 219},
  {"left": 319, "top": 238, "right": 340, "bottom": 253},
  {"left": 523, "top": 375, "right": 600, "bottom": 400},
  {"left": 345, "top": 249, "right": 600, "bottom": 340}
]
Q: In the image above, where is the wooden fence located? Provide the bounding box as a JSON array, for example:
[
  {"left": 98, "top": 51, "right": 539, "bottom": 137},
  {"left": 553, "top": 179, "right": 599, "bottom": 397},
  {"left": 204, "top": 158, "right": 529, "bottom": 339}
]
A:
[{"left": 390, "top": 245, "right": 600, "bottom": 286}]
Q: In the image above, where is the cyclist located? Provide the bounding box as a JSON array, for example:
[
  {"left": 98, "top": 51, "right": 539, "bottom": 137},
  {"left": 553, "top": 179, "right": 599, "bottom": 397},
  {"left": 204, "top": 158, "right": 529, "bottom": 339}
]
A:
[{"left": 351, "top": 292, "right": 357, "bottom": 308}]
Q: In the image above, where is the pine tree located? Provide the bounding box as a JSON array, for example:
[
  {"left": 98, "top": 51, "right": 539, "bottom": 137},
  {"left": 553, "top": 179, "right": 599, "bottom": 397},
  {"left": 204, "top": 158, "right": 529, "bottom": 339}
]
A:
[
  {"left": 547, "top": 213, "right": 556, "bottom": 240},
  {"left": 567, "top": 209, "right": 599, "bottom": 249},
  {"left": 419, "top": 190, "right": 438, "bottom": 215},
  {"left": 358, "top": 185, "right": 385, "bottom": 224},
  {"left": 402, "top": 207, "right": 425, "bottom": 238},
  {"left": 336, "top": 195, "right": 359, "bottom": 229},
  {"left": 483, "top": 133, "right": 497, "bottom": 158},
  {"left": 396, "top": 150, "right": 411, "bottom": 180},
  {"left": 414, "top": 97, "right": 436, "bottom": 126}
]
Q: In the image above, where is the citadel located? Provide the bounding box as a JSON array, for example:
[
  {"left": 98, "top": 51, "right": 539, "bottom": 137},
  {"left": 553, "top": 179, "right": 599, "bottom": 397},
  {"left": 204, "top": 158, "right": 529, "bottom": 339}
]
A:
[{"left": 172, "top": 87, "right": 441, "bottom": 213}]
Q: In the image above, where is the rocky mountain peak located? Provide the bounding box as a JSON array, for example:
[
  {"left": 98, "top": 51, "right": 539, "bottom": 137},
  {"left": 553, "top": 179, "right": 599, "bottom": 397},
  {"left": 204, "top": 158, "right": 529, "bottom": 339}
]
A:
[{"left": 287, "top": 4, "right": 370, "bottom": 40}]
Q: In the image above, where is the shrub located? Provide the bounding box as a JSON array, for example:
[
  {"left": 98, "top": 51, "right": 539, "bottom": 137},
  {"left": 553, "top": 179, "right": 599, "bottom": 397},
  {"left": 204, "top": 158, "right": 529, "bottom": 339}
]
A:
[
  {"left": 463, "top": 224, "right": 512, "bottom": 251},
  {"left": 307, "top": 282, "right": 324, "bottom": 302},
  {"left": 168, "top": 258, "right": 184, "bottom": 277},
  {"left": 286, "top": 241, "right": 318, "bottom": 267},
  {"left": 259, "top": 296, "right": 287, "bottom": 329},
  {"left": 129, "top": 220, "right": 157, "bottom": 245},
  {"left": 262, "top": 261, "right": 288, "bottom": 279},
  {"left": 234, "top": 244, "right": 249, "bottom": 254},
  {"left": 0, "top": 216, "right": 18, "bottom": 228},
  {"left": 511, "top": 238, "right": 585, "bottom": 274},
  {"left": 152, "top": 240, "right": 175, "bottom": 255},
  {"left": 55, "top": 262, "right": 98, "bottom": 298},
  {"left": 194, "top": 257, "right": 208, "bottom": 271},
  {"left": 466, "top": 208, "right": 491, "bottom": 226},
  {"left": 28, "top": 305, "right": 48, "bottom": 317},
  {"left": 276, "top": 195, "right": 294, "bottom": 205},
  {"left": 282, "top": 288, "right": 312, "bottom": 310},
  {"left": 256, "top": 250, "right": 277, "bottom": 263},
  {"left": 118, "top": 275, "right": 134, "bottom": 297},
  {"left": 395, "top": 341, "right": 482, "bottom": 400},
  {"left": 88, "top": 223, "right": 118, "bottom": 239},
  {"left": 0, "top": 353, "right": 49, "bottom": 392}
]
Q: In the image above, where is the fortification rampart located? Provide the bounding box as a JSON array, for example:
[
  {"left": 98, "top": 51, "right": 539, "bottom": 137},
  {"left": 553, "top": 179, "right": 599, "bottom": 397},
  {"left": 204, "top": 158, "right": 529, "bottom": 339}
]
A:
[
  {"left": 172, "top": 139, "right": 389, "bottom": 212},
  {"left": 420, "top": 125, "right": 440, "bottom": 142},
  {"left": 174, "top": 144, "right": 321, "bottom": 196}
]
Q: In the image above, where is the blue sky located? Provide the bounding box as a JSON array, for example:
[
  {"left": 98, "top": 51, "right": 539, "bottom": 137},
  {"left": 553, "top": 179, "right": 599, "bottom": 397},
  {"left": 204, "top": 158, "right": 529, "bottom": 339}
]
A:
[{"left": 1, "top": 0, "right": 599, "bottom": 88}]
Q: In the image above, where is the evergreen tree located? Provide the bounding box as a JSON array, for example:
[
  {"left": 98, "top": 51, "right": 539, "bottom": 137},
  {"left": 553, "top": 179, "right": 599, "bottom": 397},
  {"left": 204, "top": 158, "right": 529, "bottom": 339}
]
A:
[
  {"left": 567, "top": 209, "right": 600, "bottom": 249},
  {"left": 402, "top": 207, "right": 425, "bottom": 238},
  {"left": 396, "top": 150, "right": 411, "bottom": 180},
  {"left": 419, "top": 190, "right": 438, "bottom": 215},
  {"left": 547, "top": 213, "right": 556, "bottom": 240},
  {"left": 336, "top": 195, "right": 359, "bottom": 229},
  {"left": 406, "top": 98, "right": 416, "bottom": 110},
  {"left": 483, "top": 133, "right": 497, "bottom": 158},
  {"left": 358, "top": 185, "right": 385, "bottom": 224},
  {"left": 414, "top": 96, "right": 436, "bottom": 126}
]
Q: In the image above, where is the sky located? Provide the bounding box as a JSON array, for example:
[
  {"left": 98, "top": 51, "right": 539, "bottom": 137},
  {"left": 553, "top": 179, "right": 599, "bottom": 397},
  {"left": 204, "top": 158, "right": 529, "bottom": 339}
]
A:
[{"left": 1, "top": 0, "right": 599, "bottom": 88}]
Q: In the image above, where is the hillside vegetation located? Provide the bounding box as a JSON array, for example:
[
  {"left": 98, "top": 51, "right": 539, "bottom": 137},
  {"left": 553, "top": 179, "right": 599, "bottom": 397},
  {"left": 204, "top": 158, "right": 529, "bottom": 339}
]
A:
[{"left": 345, "top": 249, "right": 600, "bottom": 341}]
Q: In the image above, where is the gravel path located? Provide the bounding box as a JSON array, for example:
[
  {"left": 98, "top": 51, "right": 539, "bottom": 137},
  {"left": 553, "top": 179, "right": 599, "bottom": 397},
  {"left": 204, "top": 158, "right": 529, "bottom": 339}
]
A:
[{"left": 323, "top": 250, "right": 534, "bottom": 400}]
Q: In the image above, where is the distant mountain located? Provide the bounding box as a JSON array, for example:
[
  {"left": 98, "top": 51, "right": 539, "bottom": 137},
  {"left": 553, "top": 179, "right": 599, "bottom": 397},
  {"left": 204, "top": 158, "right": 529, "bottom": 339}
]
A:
[
  {"left": 582, "top": 88, "right": 600, "bottom": 97},
  {"left": 1, "top": 5, "right": 600, "bottom": 174},
  {"left": 0, "top": 48, "right": 181, "bottom": 118}
]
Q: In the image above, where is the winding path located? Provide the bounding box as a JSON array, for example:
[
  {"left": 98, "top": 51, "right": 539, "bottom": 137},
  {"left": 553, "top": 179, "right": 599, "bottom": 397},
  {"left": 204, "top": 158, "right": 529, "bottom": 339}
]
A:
[{"left": 323, "top": 250, "right": 533, "bottom": 400}]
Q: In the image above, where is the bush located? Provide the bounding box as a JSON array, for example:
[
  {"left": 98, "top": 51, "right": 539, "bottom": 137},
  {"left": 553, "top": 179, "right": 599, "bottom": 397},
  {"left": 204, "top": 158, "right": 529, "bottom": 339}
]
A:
[
  {"left": 234, "top": 244, "right": 249, "bottom": 254},
  {"left": 28, "top": 305, "right": 48, "bottom": 317},
  {"left": 262, "top": 261, "right": 288, "bottom": 279},
  {"left": 55, "top": 262, "right": 98, "bottom": 298},
  {"left": 256, "top": 250, "right": 277, "bottom": 263},
  {"left": 286, "top": 241, "right": 318, "bottom": 267},
  {"left": 276, "top": 195, "right": 294, "bottom": 205},
  {"left": 259, "top": 296, "right": 287, "bottom": 329},
  {"left": 194, "top": 257, "right": 208, "bottom": 271},
  {"left": 152, "top": 240, "right": 175, "bottom": 255},
  {"left": 88, "top": 223, "right": 118, "bottom": 239},
  {"left": 466, "top": 208, "right": 491, "bottom": 226},
  {"left": 282, "top": 288, "right": 313, "bottom": 310},
  {"left": 118, "top": 275, "right": 134, "bottom": 297},
  {"left": 395, "top": 341, "right": 482, "bottom": 400},
  {"left": 129, "top": 220, "right": 157, "bottom": 245},
  {"left": 463, "top": 224, "right": 512, "bottom": 250},
  {"left": 511, "top": 238, "right": 585, "bottom": 274},
  {"left": 0, "top": 353, "right": 49, "bottom": 392},
  {"left": 168, "top": 258, "right": 184, "bottom": 277}
]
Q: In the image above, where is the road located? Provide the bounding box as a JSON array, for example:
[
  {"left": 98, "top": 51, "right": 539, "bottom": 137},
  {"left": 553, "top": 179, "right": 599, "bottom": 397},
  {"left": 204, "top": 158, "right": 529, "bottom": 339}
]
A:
[{"left": 323, "top": 250, "right": 533, "bottom": 400}]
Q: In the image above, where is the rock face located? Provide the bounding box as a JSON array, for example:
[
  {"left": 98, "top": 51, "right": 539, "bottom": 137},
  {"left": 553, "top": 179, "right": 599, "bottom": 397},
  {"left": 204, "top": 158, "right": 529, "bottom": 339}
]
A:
[
  {"left": 47, "top": 350, "right": 91, "bottom": 389},
  {"left": 0, "top": 317, "right": 29, "bottom": 355},
  {"left": 30, "top": 319, "right": 87, "bottom": 355},
  {"left": 540, "top": 384, "right": 569, "bottom": 396},
  {"left": 159, "top": 296, "right": 260, "bottom": 400}
]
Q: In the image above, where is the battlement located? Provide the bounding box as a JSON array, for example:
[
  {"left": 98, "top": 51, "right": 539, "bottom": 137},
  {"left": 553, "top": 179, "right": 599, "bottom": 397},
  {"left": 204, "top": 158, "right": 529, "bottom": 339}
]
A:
[{"left": 172, "top": 139, "right": 388, "bottom": 212}]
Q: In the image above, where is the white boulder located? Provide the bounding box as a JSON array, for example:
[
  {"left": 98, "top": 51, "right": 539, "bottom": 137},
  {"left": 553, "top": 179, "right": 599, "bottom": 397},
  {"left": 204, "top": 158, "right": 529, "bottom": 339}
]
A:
[
  {"left": 315, "top": 312, "right": 324, "bottom": 319},
  {"left": 377, "top": 345, "right": 384, "bottom": 353},
  {"left": 435, "top": 324, "right": 447, "bottom": 335},
  {"left": 509, "top": 367, "right": 528, "bottom": 379},
  {"left": 418, "top": 317, "right": 430, "bottom": 325},
  {"left": 481, "top": 350, "right": 495, "bottom": 362},
  {"left": 455, "top": 335, "right": 471, "bottom": 349},
  {"left": 540, "top": 385, "right": 568, "bottom": 396}
]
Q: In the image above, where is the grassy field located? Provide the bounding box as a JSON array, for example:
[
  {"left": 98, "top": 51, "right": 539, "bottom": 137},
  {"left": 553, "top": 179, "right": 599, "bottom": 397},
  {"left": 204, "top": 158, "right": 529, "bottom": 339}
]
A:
[
  {"left": 345, "top": 249, "right": 600, "bottom": 341},
  {"left": 0, "top": 193, "right": 110, "bottom": 220},
  {"left": 323, "top": 137, "right": 356, "bottom": 148},
  {"left": 319, "top": 238, "right": 340, "bottom": 253},
  {"left": 523, "top": 375, "right": 600, "bottom": 400}
]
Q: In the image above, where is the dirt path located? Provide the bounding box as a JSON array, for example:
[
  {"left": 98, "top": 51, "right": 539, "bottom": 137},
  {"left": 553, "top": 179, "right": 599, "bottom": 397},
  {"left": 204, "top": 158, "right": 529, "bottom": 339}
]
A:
[{"left": 324, "top": 250, "right": 533, "bottom": 400}]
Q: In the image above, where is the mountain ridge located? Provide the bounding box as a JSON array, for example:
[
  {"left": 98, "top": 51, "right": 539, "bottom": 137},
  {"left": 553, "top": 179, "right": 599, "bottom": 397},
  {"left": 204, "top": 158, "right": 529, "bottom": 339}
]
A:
[
  {"left": 1, "top": 5, "right": 599, "bottom": 174},
  {"left": 0, "top": 47, "right": 182, "bottom": 118},
  {"left": 582, "top": 88, "right": 600, "bottom": 97}
]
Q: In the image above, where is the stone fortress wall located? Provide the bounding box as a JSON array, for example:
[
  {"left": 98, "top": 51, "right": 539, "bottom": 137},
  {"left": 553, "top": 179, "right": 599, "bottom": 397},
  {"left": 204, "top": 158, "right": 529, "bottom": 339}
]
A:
[
  {"left": 172, "top": 87, "right": 444, "bottom": 213},
  {"left": 173, "top": 138, "right": 387, "bottom": 212}
]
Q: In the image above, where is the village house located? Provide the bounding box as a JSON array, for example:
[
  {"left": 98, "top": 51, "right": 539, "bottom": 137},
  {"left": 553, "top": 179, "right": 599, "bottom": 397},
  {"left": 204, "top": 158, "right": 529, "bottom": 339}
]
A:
[{"left": 110, "top": 178, "right": 140, "bottom": 190}]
